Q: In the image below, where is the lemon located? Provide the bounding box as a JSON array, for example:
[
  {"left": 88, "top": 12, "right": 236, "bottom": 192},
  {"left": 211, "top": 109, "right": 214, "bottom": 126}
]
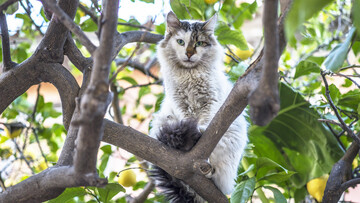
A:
[
  {"left": 306, "top": 175, "right": 329, "bottom": 202},
  {"left": 118, "top": 169, "right": 137, "bottom": 187},
  {"left": 204, "top": 0, "right": 219, "bottom": 4},
  {"left": 224, "top": 45, "right": 254, "bottom": 63},
  {"left": 4, "top": 126, "right": 22, "bottom": 139}
]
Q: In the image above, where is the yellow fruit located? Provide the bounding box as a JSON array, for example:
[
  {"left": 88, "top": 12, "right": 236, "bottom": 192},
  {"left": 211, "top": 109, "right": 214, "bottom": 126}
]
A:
[
  {"left": 3, "top": 123, "right": 25, "bottom": 139},
  {"left": 204, "top": 0, "right": 219, "bottom": 4},
  {"left": 307, "top": 175, "right": 329, "bottom": 202},
  {"left": 118, "top": 169, "right": 137, "bottom": 187},
  {"left": 224, "top": 45, "right": 254, "bottom": 63}
]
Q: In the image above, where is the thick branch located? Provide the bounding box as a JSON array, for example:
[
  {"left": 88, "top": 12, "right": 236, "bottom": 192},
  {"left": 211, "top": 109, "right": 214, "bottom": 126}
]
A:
[
  {"left": 248, "top": 0, "right": 280, "bottom": 126},
  {"left": 0, "top": 62, "right": 79, "bottom": 129},
  {"left": 64, "top": 33, "right": 92, "bottom": 72},
  {"left": 114, "top": 31, "right": 163, "bottom": 58},
  {"left": 0, "top": 166, "right": 106, "bottom": 203},
  {"left": 102, "top": 120, "right": 227, "bottom": 203},
  {"left": 0, "top": 12, "right": 16, "bottom": 71},
  {"left": 323, "top": 134, "right": 359, "bottom": 202},
  {"left": 42, "top": 0, "right": 96, "bottom": 54},
  {"left": 35, "top": 0, "right": 78, "bottom": 63},
  {"left": 73, "top": 0, "right": 119, "bottom": 174}
]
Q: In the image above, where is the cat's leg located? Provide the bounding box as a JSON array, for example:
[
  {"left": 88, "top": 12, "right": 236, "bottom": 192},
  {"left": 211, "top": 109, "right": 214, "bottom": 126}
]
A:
[{"left": 208, "top": 118, "right": 248, "bottom": 194}]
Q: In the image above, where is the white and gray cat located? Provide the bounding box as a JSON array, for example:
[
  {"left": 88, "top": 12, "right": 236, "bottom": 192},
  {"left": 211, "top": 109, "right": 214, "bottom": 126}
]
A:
[{"left": 150, "top": 11, "right": 248, "bottom": 203}]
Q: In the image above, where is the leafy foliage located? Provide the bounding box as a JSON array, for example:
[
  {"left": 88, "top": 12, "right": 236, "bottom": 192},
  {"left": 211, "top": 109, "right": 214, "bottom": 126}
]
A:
[{"left": 1, "top": 0, "right": 359, "bottom": 202}]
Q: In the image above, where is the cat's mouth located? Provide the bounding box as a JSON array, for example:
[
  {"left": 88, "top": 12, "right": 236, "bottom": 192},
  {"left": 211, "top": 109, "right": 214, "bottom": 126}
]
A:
[{"left": 181, "top": 60, "right": 197, "bottom": 68}]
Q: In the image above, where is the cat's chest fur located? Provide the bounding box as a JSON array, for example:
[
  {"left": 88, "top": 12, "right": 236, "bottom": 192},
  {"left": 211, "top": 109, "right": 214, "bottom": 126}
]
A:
[{"left": 166, "top": 70, "right": 220, "bottom": 122}]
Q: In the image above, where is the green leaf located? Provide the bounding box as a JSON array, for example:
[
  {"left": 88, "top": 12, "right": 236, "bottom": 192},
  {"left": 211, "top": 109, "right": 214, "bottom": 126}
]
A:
[
  {"left": 352, "top": 41, "right": 360, "bottom": 56},
  {"left": 99, "top": 153, "right": 110, "bottom": 173},
  {"left": 256, "top": 157, "right": 289, "bottom": 174},
  {"left": 294, "top": 61, "right": 320, "bottom": 79},
  {"left": 101, "top": 145, "right": 112, "bottom": 154},
  {"left": 250, "top": 83, "right": 344, "bottom": 188},
  {"left": 342, "top": 79, "right": 353, "bottom": 87},
  {"left": 227, "top": 62, "right": 248, "bottom": 83},
  {"left": 120, "top": 76, "right": 138, "bottom": 86},
  {"left": 48, "top": 187, "right": 87, "bottom": 203},
  {"left": 323, "top": 84, "right": 340, "bottom": 104},
  {"left": 0, "top": 0, "right": 18, "bottom": 14},
  {"left": 80, "top": 18, "right": 98, "bottom": 32},
  {"left": 170, "top": 0, "right": 205, "bottom": 20},
  {"left": 215, "top": 22, "right": 248, "bottom": 50},
  {"left": 138, "top": 0, "right": 154, "bottom": 3},
  {"left": 352, "top": 0, "right": 360, "bottom": 34},
  {"left": 257, "top": 171, "right": 296, "bottom": 183},
  {"left": 97, "top": 183, "right": 125, "bottom": 203},
  {"left": 322, "top": 27, "right": 356, "bottom": 72},
  {"left": 285, "top": 0, "right": 335, "bottom": 40},
  {"left": 230, "top": 177, "right": 256, "bottom": 203},
  {"left": 338, "top": 89, "right": 360, "bottom": 110},
  {"left": 237, "top": 164, "right": 255, "bottom": 178},
  {"left": 263, "top": 186, "right": 287, "bottom": 203}
]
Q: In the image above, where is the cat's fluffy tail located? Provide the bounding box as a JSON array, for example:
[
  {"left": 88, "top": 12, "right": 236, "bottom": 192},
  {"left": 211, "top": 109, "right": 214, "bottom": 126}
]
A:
[{"left": 150, "top": 119, "right": 204, "bottom": 203}]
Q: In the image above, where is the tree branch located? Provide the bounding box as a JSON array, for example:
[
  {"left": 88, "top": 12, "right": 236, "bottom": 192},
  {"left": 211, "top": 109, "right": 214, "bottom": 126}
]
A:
[
  {"left": 323, "top": 133, "right": 360, "bottom": 202},
  {"left": 320, "top": 71, "right": 360, "bottom": 146},
  {"left": 42, "top": 0, "right": 96, "bottom": 54},
  {"left": 248, "top": 0, "right": 280, "bottom": 126},
  {"left": 64, "top": 33, "right": 92, "bottom": 72},
  {"left": 0, "top": 12, "right": 16, "bottom": 71},
  {"left": 0, "top": 166, "right": 107, "bottom": 203},
  {"left": 72, "top": 0, "right": 119, "bottom": 175}
]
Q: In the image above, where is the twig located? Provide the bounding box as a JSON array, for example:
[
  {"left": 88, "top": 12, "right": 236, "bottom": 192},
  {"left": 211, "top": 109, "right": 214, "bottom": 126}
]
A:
[
  {"left": 12, "top": 139, "right": 35, "bottom": 175},
  {"left": 320, "top": 71, "right": 360, "bottom": 146},
  {"left": 115, "top": 57, "right": 159, "bottom": 80},
  {"left": 225, "top": 53, "right": 239, "bottom": 63},
  {"left": 333, "top": 73, "right": 360, "bottom": 88},
  {"left": 110, "top": 32, "right": 147, "bottom": 82},
  {"left": 118, "top": 22, "right": 153, "bottom": 31},
  {"left": 325, "top": 123, "right": 346, "bottom": 151},
  {"left": 32, "top": 129, "right": 49, "bottom": 166},
  {"left": 78, "top": 3, "right": 98, "bottom": 24},
  {"left": 0, "top": 0, "right": 19, "bottom": 13},
  {"left": 0, "top": 12, "right": 16, "bottom": 71},
  {"left": 0, "top": 175, "right": 6, "bottom": 191},
  {"left": 110, "top": 83, "right": 124, "bottom": 125},
  {"left": 318, "top": 119, "right": 342, "bottom": 127},
  {"left": 41, "top": 0, "right": 97, "bottom": 54},
  {"left": 340, "top": 64, "right": 360, "bottom": 71},
  {"left": 123, "top": 80, "right": 162, "bottom": 91},
  {"left": 19, "top": 1, "right": 44, "bottom": 36}
]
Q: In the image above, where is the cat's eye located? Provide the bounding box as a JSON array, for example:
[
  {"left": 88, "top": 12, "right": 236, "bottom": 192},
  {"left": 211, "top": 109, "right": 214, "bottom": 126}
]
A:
[
  {"left": 195, "top": 41, "right": 207, "bottom": 47},
  {"left": 177, "top": 39, "right": 185, "bottom": 46}
]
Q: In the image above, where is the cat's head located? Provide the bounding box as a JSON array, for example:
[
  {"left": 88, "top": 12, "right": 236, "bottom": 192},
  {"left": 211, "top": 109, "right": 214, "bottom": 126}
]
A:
[{"left": 158, "top": 11, "right": 221, "bottom": 69}]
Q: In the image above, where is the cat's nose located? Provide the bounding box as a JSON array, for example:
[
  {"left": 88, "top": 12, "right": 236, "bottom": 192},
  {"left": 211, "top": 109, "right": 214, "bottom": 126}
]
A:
[{"left": 186, "top": 52, "right": 193, "bottom": 59}]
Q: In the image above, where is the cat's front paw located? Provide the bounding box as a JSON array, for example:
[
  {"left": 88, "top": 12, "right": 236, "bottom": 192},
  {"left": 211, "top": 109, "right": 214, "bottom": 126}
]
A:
[
  {"left": 198, "top": 125, "right": 207, "bottom": 133},
  {"left": 202, "top": 159, "right": 215, "bottom": 178}
]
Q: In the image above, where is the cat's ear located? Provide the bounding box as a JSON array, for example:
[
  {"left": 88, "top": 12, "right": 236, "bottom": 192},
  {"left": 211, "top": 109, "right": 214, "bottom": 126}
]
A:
[
  {"left": 203, "top": 13, "right": 217, "bottom": 32},
  {"left": 166, "top": 11, "right": 180, "bottom": 33}
]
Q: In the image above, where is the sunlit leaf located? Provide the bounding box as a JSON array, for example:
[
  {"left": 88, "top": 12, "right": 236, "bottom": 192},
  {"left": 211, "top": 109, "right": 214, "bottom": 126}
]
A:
[
  {"left": 230, "top": 177, "right": 255, "bottom": 203},
  {"left": 215, "top": 22, "right": 248, "bottom": 50},
  {"left": 250, "top": 83, "right": 344, "bottom": 188},
  {"left": 48, "top": 187, "right": 86, "bottom": 203},
  {"left": 285, "top": 0, "right": 335, "bottom": 40},
  {"left": 294, "top": 61, "right": 320, "bottom": 79},
  {"left": 263, "top": 186, "right": 287, "bottom": 203},
  {"left": 322, "top": 27, "right": 356, "bottom": 72}
]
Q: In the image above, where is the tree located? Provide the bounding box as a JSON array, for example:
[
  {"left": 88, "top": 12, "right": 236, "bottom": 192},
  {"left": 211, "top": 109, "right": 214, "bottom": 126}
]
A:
[{"left": 0, "top": 0, "right": 359, "bottom": 202}]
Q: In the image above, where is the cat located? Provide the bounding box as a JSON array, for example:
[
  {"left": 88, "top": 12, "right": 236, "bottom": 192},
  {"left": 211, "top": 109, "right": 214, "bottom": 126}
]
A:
[{"left": 149, "top": 11, "right": 248, "bottom": 203}]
